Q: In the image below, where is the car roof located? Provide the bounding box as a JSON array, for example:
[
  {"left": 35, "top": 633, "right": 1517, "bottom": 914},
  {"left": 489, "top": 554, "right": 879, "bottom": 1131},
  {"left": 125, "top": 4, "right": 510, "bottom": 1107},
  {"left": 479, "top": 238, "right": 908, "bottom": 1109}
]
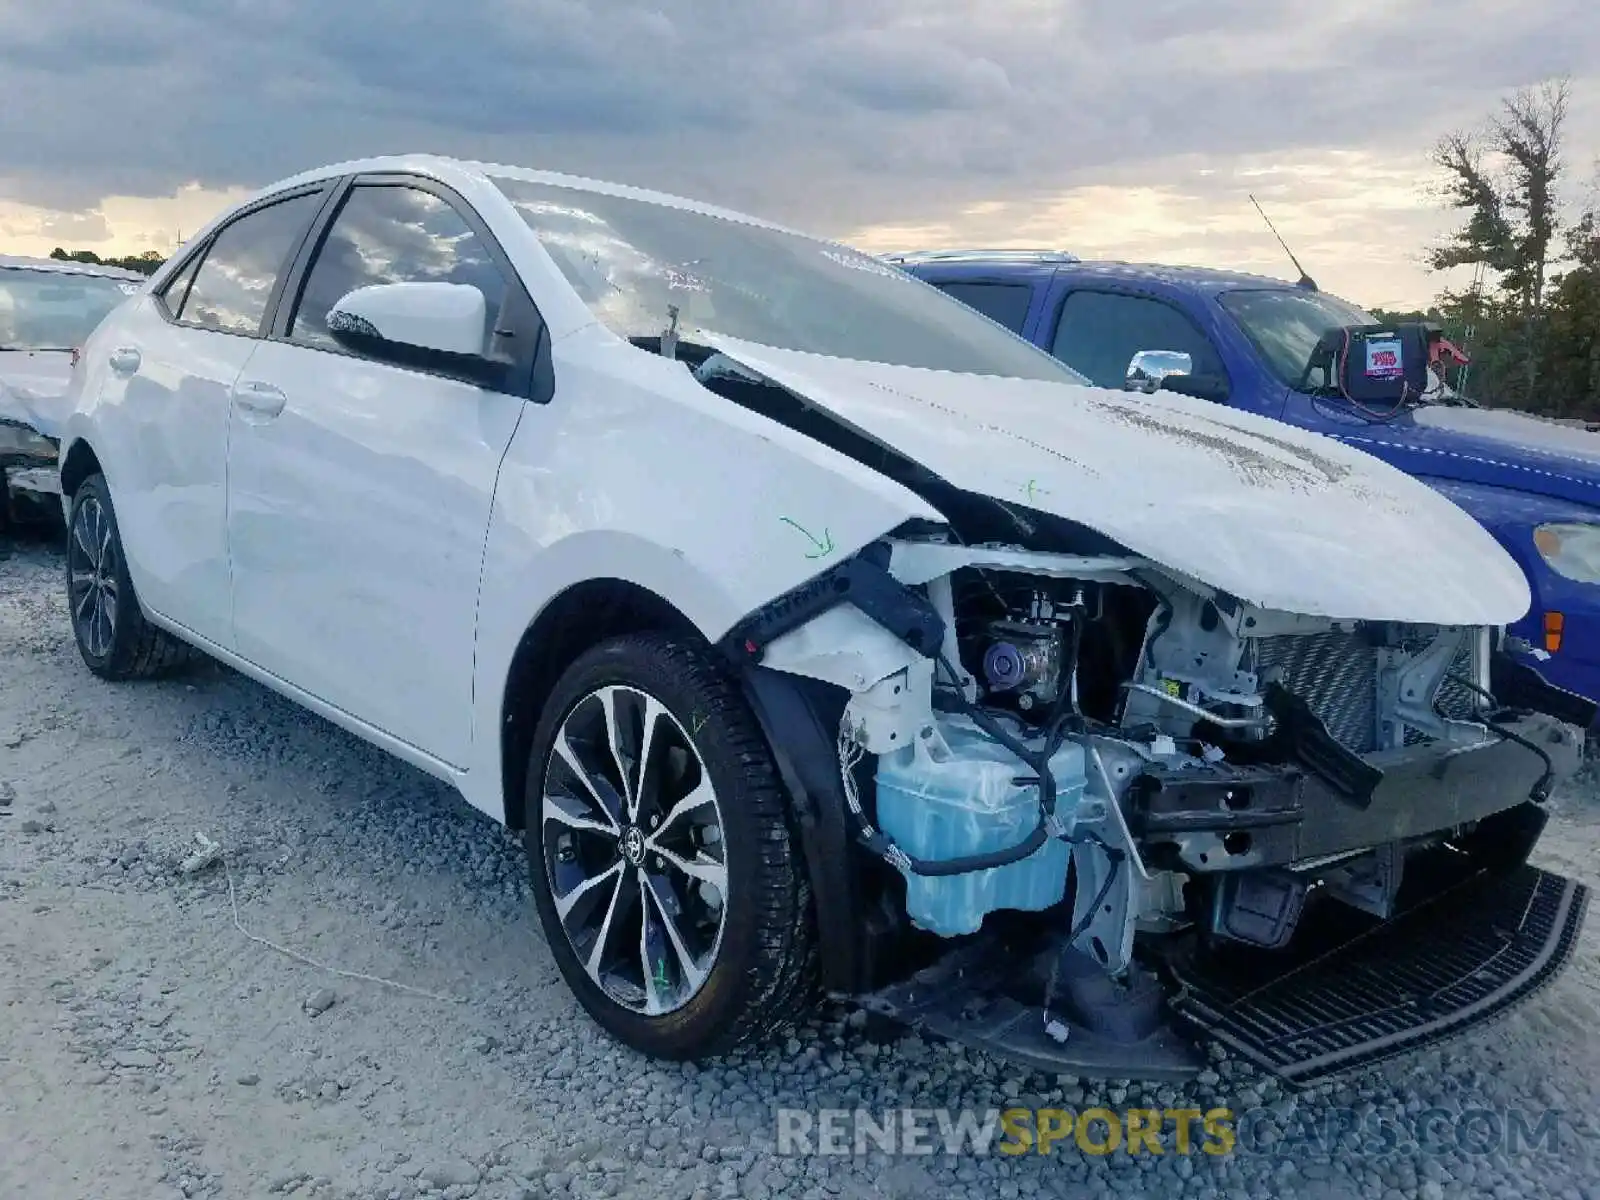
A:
[
  {"left": 257, "top": 153, "right": 820, "bottom": 240},
  {"left": 888, "top": 249, "right": 1305, "bottom": 294},
  {"left": 0, "top": 253, "right": 147, "bottom": 282},
  {"left": 882, "top": 248, "right": 1079, "bottom": 283},
  {"left": 1063, "top": 260, "right": 1305, "bottom": 293}
]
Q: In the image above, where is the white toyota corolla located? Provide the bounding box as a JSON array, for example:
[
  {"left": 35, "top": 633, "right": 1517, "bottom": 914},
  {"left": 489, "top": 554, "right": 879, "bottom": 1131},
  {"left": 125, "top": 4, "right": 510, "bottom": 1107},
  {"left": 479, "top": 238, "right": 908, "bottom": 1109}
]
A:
[{"left": 57, "top": 155, "right": 1593, "bottom": 1084}]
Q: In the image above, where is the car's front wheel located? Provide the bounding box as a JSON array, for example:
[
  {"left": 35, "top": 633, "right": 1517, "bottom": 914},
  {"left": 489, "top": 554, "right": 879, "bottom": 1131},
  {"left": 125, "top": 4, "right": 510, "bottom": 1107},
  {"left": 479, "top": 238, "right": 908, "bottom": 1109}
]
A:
[
  {"left": 525, "top": 633, "right": 816, "bottom": 1059},
  {"left": 66, "top": 473, "right": 197, "bottom": 680}
]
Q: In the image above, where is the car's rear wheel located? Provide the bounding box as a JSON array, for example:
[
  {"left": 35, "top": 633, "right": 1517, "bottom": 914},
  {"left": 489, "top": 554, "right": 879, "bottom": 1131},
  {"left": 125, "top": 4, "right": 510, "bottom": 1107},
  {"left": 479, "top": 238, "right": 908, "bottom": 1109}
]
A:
[
  {"left": 66, "top": 473, "right": 197, "bottom": 680},
  {"left": 525, "top": 633, "right": 816, "bottom": 1059}
]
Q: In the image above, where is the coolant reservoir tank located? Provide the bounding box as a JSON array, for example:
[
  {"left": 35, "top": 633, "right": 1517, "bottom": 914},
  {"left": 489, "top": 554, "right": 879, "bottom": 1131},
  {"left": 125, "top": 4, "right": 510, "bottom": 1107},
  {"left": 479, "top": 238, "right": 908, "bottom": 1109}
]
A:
[{"left": 874, "top": 714, "right": 1085, "bottom": 938}]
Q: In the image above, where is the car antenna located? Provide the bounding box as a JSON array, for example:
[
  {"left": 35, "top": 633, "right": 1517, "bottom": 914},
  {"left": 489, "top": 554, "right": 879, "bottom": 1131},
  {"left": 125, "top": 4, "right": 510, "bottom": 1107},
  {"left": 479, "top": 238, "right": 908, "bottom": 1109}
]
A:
[{"left": 1249, "top": 194, "right": 1318, "bottom": 291}]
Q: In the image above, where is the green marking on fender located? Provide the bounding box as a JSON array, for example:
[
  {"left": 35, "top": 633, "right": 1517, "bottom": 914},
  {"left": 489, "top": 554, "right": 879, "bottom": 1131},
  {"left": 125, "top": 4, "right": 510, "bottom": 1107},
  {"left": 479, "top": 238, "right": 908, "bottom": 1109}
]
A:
[{"left": 779, "top": 516, "right": 836, "bottom": 559}]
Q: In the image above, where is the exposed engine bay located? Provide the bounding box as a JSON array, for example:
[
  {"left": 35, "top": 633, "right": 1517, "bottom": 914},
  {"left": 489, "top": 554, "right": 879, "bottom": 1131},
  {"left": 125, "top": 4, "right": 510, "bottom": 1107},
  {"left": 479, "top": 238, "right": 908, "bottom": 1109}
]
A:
[
  {"left": 727, "top": 529, "right": 1594, "bottom": 1084},
  {"left": 657, "top": 332, "right": 1595, "bottom": 1083}
]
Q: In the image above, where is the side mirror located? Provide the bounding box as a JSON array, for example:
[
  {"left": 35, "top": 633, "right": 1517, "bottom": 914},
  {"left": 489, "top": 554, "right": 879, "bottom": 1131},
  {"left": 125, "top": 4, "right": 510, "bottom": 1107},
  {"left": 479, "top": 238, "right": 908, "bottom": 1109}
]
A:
[
  {"left": 326, "top": 282, "right": 501, "bottom": 384},
  {"left": 1124, "top": 349, "right": 1192, "bottom": 393}
]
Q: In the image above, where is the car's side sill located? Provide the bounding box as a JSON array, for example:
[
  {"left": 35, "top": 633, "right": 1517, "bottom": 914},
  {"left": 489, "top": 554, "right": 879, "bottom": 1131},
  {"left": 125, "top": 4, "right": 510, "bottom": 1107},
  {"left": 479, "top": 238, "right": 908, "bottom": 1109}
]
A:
[{"left": 143, "top": 609, "right": 472, "bottom": 797}]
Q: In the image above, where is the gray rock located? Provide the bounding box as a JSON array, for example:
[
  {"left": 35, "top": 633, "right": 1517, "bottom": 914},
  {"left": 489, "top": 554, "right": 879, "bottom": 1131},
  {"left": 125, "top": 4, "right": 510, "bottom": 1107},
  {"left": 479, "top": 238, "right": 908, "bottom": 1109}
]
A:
[
  {"left": 420, "top": 1160, "right": 480, "bottom": 1189},
  {"left": 236, "top": 1072, "right": 261, "bottom": 1086},
  {"left": 113, "top": 1049, "right": 159, "bottom": 1069},
  {"left": 302, "top": 988, "right": 337, "bottom": 1017}
]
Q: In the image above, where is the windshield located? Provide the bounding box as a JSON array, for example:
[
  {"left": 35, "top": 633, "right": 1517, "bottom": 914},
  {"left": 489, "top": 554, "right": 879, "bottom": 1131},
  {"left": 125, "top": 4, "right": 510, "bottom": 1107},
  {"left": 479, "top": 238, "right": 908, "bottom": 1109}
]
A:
[
  {"left": 492, "top": 177, "right": 1088, "bottom": 383},
  {"left": 0, "top": 268, "right": 137, "bottom": 352},
  {"left": 1218, "top": 287, "right": 1376, "bottom": 390}
]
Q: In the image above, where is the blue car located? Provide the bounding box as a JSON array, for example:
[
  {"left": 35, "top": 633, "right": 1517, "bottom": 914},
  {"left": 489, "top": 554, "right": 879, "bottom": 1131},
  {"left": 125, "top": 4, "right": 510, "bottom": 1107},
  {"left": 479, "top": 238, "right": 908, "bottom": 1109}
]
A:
[{"left": 888, "top": 250, "right": 1600, "bottom": 713}]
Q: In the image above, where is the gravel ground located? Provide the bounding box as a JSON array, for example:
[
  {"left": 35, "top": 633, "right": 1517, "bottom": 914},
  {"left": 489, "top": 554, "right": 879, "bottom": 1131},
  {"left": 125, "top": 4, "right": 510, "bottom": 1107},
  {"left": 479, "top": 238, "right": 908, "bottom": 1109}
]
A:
[{"left": 3, "top": 527, "right": 1600, "bottom": 1200}]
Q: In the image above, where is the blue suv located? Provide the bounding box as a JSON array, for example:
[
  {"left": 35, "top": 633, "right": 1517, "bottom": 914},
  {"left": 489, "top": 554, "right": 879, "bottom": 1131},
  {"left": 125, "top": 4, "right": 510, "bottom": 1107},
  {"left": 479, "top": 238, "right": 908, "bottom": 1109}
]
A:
[{"left": 889, "top": 250, "right": 1600, "bottom": 713}]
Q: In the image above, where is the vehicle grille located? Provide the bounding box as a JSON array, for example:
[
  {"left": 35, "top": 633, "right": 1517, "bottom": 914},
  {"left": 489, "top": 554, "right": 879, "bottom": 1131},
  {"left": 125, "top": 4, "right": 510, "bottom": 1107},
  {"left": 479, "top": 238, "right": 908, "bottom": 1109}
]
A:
[
  {"left": 1253, "top": 630, "right": 1379, "bottom": 752},
  {"left": 1432, "top": 641, "right": 1481, "bottom": 721},
  {"left": 1253, "top": 632, "right": 1480, "bottom": 753},
  {"left": 1168, "top": 863, "right": 1589, "bottom": 1086}
]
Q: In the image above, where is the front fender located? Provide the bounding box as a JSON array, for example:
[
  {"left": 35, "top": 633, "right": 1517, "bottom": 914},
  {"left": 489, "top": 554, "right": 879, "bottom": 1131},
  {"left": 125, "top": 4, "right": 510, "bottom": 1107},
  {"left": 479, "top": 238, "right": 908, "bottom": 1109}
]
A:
[
  {"left": 1420, "top": 476, "right": 1600, "bottom": 706},
  {"left": 461, "top": 325, "right": 943, "bottom": 814}
]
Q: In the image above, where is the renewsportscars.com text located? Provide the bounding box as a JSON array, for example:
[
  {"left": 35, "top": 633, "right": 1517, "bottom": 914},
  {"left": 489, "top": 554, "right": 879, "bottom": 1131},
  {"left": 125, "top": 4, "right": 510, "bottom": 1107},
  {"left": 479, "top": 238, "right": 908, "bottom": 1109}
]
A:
[{"left": 775, "top": 1106, "right": 1566, "bottom": 1158}]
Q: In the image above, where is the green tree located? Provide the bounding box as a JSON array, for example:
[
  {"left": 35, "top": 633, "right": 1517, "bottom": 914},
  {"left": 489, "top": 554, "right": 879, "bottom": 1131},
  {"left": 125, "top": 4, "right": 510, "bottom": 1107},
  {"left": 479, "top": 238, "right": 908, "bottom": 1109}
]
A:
[
  {"left": 1539, "top": 205, "right": 1600, "bottom": 417},
  {"left": 1429, "top": 78, "right": 1572, "bottom": 408},
  {"left": 46, "top": 247, "right": 166, "bottom": 276}
]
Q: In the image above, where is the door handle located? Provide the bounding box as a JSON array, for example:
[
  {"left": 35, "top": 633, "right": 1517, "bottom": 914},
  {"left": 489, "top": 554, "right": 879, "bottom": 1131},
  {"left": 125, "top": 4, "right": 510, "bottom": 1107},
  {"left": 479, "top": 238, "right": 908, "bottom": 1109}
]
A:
[
  {"left": 108, "top": 347, "right": 141, "bottom": 375},
  {"left": 231, "top": 380, "right": 287, "bottom": 419}
]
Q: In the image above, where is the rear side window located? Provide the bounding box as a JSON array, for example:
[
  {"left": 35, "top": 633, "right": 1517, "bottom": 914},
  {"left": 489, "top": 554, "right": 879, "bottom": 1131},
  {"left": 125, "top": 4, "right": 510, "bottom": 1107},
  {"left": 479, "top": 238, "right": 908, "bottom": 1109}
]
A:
[
  {"left": 156, "top": 254, "right": 202, "bottom": 318},
  {"left": 1051, "top": 290, "right": 1224, "bottom": 389},
  {"left": 171, "top": 192, "right": 322, "bottom": 335},
  {"left": 932, "top": 281, "right": 1034, "bottom": 335}
]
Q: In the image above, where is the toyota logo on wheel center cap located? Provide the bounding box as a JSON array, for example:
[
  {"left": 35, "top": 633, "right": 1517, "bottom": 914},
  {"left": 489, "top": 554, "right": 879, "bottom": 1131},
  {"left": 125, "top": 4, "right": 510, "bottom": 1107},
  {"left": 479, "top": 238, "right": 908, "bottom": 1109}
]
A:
[{"left": 621, "top": 825, "right": 647, "bottom": 866}]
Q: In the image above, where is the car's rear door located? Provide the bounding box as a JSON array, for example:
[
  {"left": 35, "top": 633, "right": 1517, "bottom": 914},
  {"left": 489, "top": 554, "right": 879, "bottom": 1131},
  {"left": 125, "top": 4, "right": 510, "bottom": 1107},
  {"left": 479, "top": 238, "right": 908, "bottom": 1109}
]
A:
[
  {"left": 81, "top": 187, "right": 330, "bottom": 649},
  {"left": 224, "top": 175, "right": 545, "bottom": 768},
  {"left": 919, "top": 277, "right": 1041, "bottom": 338}
]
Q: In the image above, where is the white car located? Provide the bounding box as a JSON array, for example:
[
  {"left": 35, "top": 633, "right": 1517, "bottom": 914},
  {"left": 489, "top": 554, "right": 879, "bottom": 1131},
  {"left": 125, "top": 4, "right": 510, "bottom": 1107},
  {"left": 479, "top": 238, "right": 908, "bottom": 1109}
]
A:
[
  {"left": 58, "top": 155, "right": 1593, "bottom": 1082},
  {"left": 0, "top": 255, "right": 145, "bottom": 512}
]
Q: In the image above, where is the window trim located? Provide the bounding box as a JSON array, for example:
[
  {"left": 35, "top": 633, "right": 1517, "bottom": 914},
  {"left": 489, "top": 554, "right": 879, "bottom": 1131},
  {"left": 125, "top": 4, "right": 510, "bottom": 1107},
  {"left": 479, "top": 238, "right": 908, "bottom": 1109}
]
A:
[
  {"left": 153, "top": 183, "right": 336, "bottom": 340},
  {"left": 1047, "top": 285, "right": 1232, "bottom": 394},
  {"left": 267, "top": 172, "right": 552, "bottom": 403},
  {"left": 154, "top": 248, "right": 204, "bottom": 321}
]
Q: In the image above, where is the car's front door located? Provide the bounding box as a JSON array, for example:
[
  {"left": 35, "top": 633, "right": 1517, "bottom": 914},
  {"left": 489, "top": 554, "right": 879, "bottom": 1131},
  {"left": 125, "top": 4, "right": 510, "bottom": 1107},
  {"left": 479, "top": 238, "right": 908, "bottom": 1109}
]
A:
[
  {"left": 224, "top": 177, "right": 545, "bottom": 767},
  {"left": 1043, "top": 284, "right": 1231, "bottom": 402},
  {"left": 87, "top": 188, "right": 328, "bottom": 648}
]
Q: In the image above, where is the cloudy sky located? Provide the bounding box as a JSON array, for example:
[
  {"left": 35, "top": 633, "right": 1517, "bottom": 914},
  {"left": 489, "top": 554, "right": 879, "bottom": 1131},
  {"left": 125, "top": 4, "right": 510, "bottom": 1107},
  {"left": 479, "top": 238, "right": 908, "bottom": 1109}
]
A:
[{"left": 3, "top": 0, "right": 1597, "bottom": 308}]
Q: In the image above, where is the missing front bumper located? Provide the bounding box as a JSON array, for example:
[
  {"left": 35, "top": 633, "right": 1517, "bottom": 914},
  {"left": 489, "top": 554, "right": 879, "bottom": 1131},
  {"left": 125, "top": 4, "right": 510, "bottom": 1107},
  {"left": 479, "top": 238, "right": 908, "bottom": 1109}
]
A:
[
  {"left": 1167, "top": 857, "right": 1588, "bottom": 1085},
  {"left": 856, "top": 833, "right": 1587, "bottom": 1087}
]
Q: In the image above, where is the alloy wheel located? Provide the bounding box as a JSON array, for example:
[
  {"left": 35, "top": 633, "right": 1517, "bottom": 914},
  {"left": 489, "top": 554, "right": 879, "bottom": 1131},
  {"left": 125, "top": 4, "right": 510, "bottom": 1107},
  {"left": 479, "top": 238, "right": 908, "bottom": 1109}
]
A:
[
  {"left": 68, "top": 494, "right": 118, "bottom": 659},
  {"left": 540, "top": 684, "right": 729, "bottom": 1016}
]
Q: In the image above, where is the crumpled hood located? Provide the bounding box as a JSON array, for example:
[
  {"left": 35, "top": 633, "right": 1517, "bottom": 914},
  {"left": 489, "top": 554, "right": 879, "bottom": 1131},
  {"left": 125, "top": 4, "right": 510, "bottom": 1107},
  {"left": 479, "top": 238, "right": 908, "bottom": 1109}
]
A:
[
  {"left": 703, "top": 334, "right": 1531, "bottom": 627},
  {"left": 1337, "top": 406, "right": 1600, "bottom": 510},
  {"left": 0, "top": 351, "right": 73, "bottom": 439}
]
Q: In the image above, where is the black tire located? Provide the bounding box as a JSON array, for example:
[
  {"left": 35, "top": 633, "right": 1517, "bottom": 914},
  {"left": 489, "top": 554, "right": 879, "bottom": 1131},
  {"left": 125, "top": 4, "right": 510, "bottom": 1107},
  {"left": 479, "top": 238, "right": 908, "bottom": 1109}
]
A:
[
  {"left": 524, "top": 632, "right": 817, "bottom": 1059},
  {"left": 65, "top": 473, "right": 198, "bottom": 680}
]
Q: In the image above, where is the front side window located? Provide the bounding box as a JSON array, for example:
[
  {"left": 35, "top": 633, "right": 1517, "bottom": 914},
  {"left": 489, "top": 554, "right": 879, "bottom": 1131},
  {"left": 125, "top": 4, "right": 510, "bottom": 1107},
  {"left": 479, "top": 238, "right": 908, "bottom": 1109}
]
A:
[
  {"left": 493, "top": 176, "right": 1087, "bottom": 382},
  {"left": 1050, "top": 291, "right": 1225, "bottom": 390},
  {"left": 290, "top": 185, "right": 508, "bottom": 355},
  {"left": 0, "top": 268, "right": 138, "bottom": 351},
  {"left": 1218, "top": 288, "right": 1375, "bottom": 389},
  {"left": 176, "top": 192, "right": 323, "bottom": 335},
  {"left": 933, "top": 281, "right": 1035, "bottom": 335}
]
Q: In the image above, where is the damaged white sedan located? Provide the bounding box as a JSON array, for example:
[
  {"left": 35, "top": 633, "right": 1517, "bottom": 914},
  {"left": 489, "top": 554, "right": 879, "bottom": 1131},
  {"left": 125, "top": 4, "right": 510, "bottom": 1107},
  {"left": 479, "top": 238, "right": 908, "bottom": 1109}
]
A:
[
  {"left": 58, "top": 155, "right": 1594, "bottom": 1085},
  {"left": 1, "top": 254, "right": 145, "bottom": 522}
]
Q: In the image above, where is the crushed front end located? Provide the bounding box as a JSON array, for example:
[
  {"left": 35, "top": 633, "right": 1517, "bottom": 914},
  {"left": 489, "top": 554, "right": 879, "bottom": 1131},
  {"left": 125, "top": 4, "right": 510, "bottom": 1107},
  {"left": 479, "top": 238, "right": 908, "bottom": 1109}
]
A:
[
  {"left": 726, "top": 530, "right": 1595, "bottom": 1087},
  {"left": 0, "top": 416, "right": 62, "bottom": 527}
]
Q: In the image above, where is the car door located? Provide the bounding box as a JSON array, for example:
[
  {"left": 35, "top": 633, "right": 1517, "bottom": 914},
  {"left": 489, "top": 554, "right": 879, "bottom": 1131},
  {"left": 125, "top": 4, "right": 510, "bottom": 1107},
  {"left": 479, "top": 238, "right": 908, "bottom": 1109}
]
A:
[
  {"left": 1044, "top": 286, "right": 1231, "bottom": 401},
  {"left": 83, "top": 187, "right": 328, "bottom": 648},
  {"left": 224, "top": 176, "right": 545, "bottom": 768}
]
